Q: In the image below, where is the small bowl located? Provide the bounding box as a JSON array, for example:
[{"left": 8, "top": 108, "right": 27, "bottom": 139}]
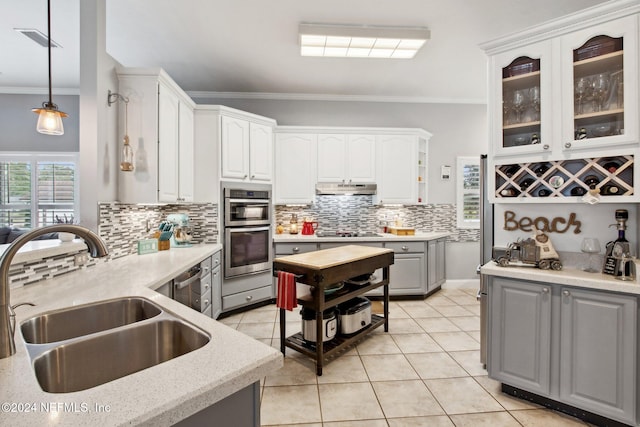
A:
[
  {"left": 593, "top": 125, "right": 612, "bottom": 137},
  {"left": 58, "top": 232, "right": 75, "bottom": 242}
]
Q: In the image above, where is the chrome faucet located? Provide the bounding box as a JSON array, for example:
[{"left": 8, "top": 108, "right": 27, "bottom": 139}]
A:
[{"left": 0, "top": 225, "right": 109, "bottom": 359}]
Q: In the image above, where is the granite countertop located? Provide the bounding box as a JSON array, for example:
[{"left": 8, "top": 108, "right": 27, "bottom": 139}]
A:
[
  {"left": 0, "top": 243, "right": 283, "bottom": 427},
  {"left": 273, "top": 231, "right": 450, "bottom": 243},
  {"left": 481, "top": 260, "right": 640, "bottom": 295}
]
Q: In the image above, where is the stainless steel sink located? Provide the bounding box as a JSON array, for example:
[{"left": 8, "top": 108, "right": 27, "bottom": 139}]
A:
[
  {"left": 21, "top": 297, "right": 162, "bottom": 344},
  {"left": 19, "top": 297, "right": 210, "bottom": 393},
  {"left": 32, "top": 319, "right": 210, "bottom": 393}
]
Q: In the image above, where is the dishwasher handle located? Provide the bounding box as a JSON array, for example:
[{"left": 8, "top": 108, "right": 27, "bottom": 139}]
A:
[{"left": 174, "top": 266, "right": 202, "bottom": 290}]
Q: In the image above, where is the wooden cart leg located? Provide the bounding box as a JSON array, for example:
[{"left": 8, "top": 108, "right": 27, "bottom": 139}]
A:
[
  {"left": 383, "top": 267, "right": 390, "bottom": 332},
  {"left": 279, "top": 308, "right": 286, "bottom": 354},
  {"left": 316, "top": 308, "right": 323, "bottom": 375}
]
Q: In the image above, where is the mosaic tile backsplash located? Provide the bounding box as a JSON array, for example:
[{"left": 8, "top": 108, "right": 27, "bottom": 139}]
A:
[{"left": 275, "top": 195, "right": 479, "bottom": 242}]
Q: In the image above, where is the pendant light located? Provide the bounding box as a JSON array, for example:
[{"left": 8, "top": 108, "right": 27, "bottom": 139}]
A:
[
  {"left": 32, "top": 0, "right": 67, "bottom": 135},
  {"left": 107, "top": 90, "right": 133, "bottom": 172}
]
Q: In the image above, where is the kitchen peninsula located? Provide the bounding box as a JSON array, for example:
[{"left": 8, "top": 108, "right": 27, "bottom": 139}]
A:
[
  {"left": 481, "top": 261, "right": 640, "bottom": 426},
  {"left": 0, "top": 244, "right": 282, "bottom": 427}
]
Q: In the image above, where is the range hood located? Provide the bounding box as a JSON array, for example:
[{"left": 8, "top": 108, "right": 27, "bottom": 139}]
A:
[{"left": 315, "top": 183, "right": 377, "bottom": 195}]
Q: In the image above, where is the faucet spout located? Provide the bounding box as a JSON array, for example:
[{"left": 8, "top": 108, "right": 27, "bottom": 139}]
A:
[{"left": 0, "top": 224, "right": 109, "bottom": 359}]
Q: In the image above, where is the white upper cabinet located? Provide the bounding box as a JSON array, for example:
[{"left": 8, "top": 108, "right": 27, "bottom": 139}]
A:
[
  {"left": 116, "top": 68, "right": 196, "bottom": 204},
  {"left": 220, "top": 112, "right": 274, "bottom": 183},
  {"left": 560, "top": 15, "right": 638, "bottom": 152},
  {"left": 274, "top": 132, "right": 317, "bottom": 204},
  {"left": 375, "top": 134, "right": 418, "bottom": 205},
  {"left": 317, "top": 134, "right": 376, "bottom": 184}
]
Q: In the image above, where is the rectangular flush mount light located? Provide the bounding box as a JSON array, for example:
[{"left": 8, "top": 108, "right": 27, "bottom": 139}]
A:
[{"left": 299, "top": 23, "right": 429, "bottom": 59}]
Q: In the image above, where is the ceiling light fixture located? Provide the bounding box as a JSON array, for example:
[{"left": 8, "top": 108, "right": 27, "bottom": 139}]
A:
[
  {"left": 299, "top": 23, "right": 430, "bottom": 59},
  {"left": 32, "top": 0, "right": 67, "bottom": 136}
]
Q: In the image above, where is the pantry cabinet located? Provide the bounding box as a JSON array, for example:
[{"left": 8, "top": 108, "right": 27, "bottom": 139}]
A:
[
  {"left": 487, "top": 276, "right": 637, "bottom": 425},
  {"left": 481, "top": 3, "right": 640, "bottom": 203},
  {"left": 317, "top": 134, "right": 376, "bottom": 184},
  {"left": 117, "top": 68, "right": 196, "bottom": 204}
]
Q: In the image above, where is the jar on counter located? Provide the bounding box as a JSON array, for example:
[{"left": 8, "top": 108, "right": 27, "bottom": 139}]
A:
[{"left": 276, "top": 223, "right": 284, "bottom": 234}]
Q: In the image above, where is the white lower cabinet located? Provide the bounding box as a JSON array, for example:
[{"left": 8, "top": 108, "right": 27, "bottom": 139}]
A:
[{"left": 487, "top": 276, "right": 637, "bottom": 425}]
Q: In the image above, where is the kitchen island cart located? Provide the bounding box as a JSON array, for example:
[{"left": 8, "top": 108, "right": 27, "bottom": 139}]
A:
[{"left": 274, "top": 245, "right": 394, "bottom": 375}]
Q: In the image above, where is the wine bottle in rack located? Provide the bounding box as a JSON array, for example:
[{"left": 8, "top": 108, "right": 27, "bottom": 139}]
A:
[
  {"left": 533, "top": 163, "right": 549, "bottom": 177},
  {"left": 500, "top": 188, "right": 519, "bottom": 197},
  {"left": 583, "top": 175, "right": 600, "bottom": 190},
  {"left": 601, "top": 184, "right": 621, "bottom": 195}
]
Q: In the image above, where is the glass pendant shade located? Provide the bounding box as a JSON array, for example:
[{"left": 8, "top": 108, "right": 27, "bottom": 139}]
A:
[
  {"left": 33, "top": 104, "right": 67, "bottom": 135},
  {"left": 120, "top": 135, "right": 134, "bottom": 172}
]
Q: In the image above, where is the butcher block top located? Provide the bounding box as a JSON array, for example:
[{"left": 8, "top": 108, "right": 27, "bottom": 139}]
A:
[{"left": 273, "top": 245, "right": 394, "bottom": 288}]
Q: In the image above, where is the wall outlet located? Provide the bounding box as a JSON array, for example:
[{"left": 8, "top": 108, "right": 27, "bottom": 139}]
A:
[{"left": 74, "top": 253, "right": 89, "bottom": 266}]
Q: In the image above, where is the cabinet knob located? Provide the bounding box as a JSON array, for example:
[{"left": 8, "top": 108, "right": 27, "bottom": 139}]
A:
[
  {"left": 401, "top": 245, "right": 409, "bottom": 251},
  {"left": 214, "top": 258, "right": 219, "bottom": 265},
  {"left": 203, "top": 299, "right": 209, "bottom": 307},
  {"left": 251, "top": 175, "right": 255, "bottom": 179},
  {"left": 293, "top": 247, "right": 300, "bottom": 253},
  {"left": 542, "top": 287, "right": 549, "bottom": 294},
  {"left": 246, "top": 295, "right": 253, "bottom": 301},
  {"left": 562, "top": 290, "right": 570, "bottom": 297},
  {"left": 243, "top": 174, "right": 248, "bottom": 179},
  {"left": 564, "top": 142, "right": 572, "bottom": 149},
  {"left": 543, "top": 144, "right": 549, "bottom": 150}
]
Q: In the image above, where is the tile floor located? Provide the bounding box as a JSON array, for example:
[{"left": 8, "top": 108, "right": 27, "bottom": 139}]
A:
[{"left": 219, "top": 287, "right": 592, "bottom": 426}]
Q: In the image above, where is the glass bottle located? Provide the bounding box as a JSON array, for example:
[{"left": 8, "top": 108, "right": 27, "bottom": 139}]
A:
[{"left": 120, "top": 135, "right": 134, "bottom": 172}]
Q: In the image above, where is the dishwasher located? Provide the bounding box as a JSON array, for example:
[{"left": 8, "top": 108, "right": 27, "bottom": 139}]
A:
[{"left": 173, "top": 257, "right": 213, "bottom": 316}]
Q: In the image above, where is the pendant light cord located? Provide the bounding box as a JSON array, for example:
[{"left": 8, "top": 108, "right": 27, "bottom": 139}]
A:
[{"left": 46, "top": 0, "right": 53, "bottom": 108}]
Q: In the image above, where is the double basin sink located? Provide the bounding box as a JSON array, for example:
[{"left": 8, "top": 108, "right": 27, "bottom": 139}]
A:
[{"left": 20, "top": 297, "right": 210, "bottom": 393}]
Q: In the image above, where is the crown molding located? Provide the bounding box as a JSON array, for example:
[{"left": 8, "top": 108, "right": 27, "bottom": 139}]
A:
[{"left": 187, "top": 90, "right": 486, "bottom": 105}]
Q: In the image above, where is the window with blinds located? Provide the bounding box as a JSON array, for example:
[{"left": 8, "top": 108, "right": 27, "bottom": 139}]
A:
[
  {"left": 0, "top": 154, "right": 78, "bottom": 228},
  {"left": 456, "top": 156, "right": 480, "bottom": 229}
]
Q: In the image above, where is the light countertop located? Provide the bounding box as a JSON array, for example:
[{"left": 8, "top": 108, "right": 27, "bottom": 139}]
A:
[
  {"left": 481, "top": 260, "right": 640, "bottom": 295},
  {"left": 275, "top": 245, "right": 393, "bottom": 270},
  {"left": 0, "top": 239, "right": 88, "bottom": 264},
  {"left": 273, "top": 231, "right": 450, "bottom": 243},
  {"left": 0, "top": 243, "right": 283, "bottom": 427}
]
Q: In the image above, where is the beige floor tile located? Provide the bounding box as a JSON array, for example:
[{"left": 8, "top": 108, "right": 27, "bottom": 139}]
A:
[
  {"left": 447, "top": 294, "right": 481, "bottom": 306},
  {"left": 433, "top": 305, "right": 476, "bottom": 317},
  {"left": 449, "top": 411, "right": 521, "bottom": 426},
  {"left": 260, "top": 384, "right": 321, "bottom": 425},
  {"left": 262, "top": 423, "right": 322, "bottom": 427},
  {"left": 218, "top": 312, "right": 244, "bottom": 324},
  {"left": 425, "top": 295, "right": 458, "bottom": 306},
  {"left": 323, "top": 420, "right": 388, "bottom": 427},
  {"left": 437, "top": 288, "right": 470, "bottom": 296},
  {"left": 466, "top": 330, "right": 481, "bottom": 343},
  {"left": 473, "top": 376, "right": 543, "bottom": 411},
  {"left": 449, "top": 350, "right": 486, "bottom": 376},
  {"left": 263, "top": 356, "right": 318, "bottom": 386},
  {"left": 449, "top": 316, "right": 480, "bottom": 332},
  {"left": 387, "top": 302, "right": 411, "bottom": 319},
  {"left": 462, "top": 304, "right": 481, "bottom": 316},
  {"left": 356, "top": 333, "right": 402, "bottom": 355},
  {"left": 415, "top": 317, "right": 461, "bottom": 333},
  {"left": 392, "top": 333, "right": 443, "bottom": 353},
  {"left": 242, "top": 308, "right": 278, "bottom": 323},
  {"left": 430, "top": 331, "right": 480, "bottom": 351},
  {"left": 387, "top": 415, "right": 454, "bottom": 427},
  {"left": 372, "top": 379, "right": 445, "bottom": 418},
  {"left": 400, "top": 304, "right": 443, "bottom": 318},
  {"left": 236, "top": 322, "right": 275, "bottom": 339},
  {"left": 388, "top": 318, "right": 426, "bottom": 334},
  {"left": 425, "top": 377, "right": 503, "bottom": 414},
  {"left": 361, "top": 354, "right": 419, "bottom": 381},
  {"left": 319, "top": 382, "right": 385, "bottom": 422},
  {"left": 510, "top": 409, "right": 589, "bottom": 426},
  {"left": 405, "top": 352, "right": 468, "bottom": 379},
  {"left": 317, "top": 355, "right": 369, "bottom": 384}
]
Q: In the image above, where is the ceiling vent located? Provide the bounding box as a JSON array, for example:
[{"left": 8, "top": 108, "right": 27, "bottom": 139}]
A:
[{"left": 15, "top": 28, "right": 61, "bottom": 48}]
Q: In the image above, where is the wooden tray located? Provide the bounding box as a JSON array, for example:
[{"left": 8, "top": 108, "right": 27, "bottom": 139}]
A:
[{"left": 388, "top": 226, "right": 415, "bottom": 236}]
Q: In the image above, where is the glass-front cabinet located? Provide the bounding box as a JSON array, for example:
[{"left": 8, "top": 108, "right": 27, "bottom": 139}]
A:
[
  {"left": 561, "top": 15, "right": 638, "bottom": 151},
  {"left": 492, "top": 41, "right": 552, "bottom": 157}
]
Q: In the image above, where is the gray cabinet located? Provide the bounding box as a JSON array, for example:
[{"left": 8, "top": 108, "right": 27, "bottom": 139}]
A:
[
  {"left": 211, "top": 250, "right": 222, "bottom": 319},
  {"left": 427, "top": 238, "right": 446, "bottom": 292},
  {"left": 559, "top": 287, "right": 636, "bottom": 424},
  {"left": 487, "top": 276, "right": 637, "bottom": 425},
  {"left": 385, "top": 242, "right": 425, "bottom": 295}
]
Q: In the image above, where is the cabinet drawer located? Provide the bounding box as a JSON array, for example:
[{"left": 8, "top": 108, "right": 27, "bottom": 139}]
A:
[
  {"left": 200, "top": 256, "right": 213, "bottom": 276},
  {"left": 222, "top": 285, "right": 272, "bottom": 311},
  {"left": 385, "top": 241, "right": 424, "bottom": 253},
  {"left": 211, "top": 251, "right": 221, "bottom": 270},
  {"left": 275, "top": 243, "right": 318, "bottom": 255},
  {"left": 319, "top": 242, "right": 383, "bottom": 250}
]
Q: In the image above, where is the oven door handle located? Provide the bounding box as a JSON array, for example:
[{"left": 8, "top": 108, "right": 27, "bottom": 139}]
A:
[
  {"left": 227, "top": 226, "right": 272, "bottom": 233},
  {"left": 174, "top": 267, "right": 202, "bottom": 290},
  {"left": 228, "top": 199, "right": 270, "bottom": 206}
]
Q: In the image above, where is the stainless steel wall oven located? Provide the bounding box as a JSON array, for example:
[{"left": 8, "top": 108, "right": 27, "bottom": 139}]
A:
[{"left": 223, "top": 185, "right": 273, "bottom": 279}]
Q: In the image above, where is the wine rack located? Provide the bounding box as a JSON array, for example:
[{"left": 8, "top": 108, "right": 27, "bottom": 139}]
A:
[{"left": 495, "top": 155, "right": 633, "bottom": 199}]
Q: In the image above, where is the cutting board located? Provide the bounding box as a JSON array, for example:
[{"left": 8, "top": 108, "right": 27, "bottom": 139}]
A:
[{"left": 388, "top": 226, "right": 415, "bottom": 236}]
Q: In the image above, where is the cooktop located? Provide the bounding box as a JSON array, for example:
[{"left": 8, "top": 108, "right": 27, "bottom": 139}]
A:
[{"left": 315, "top": 230, "right": 382, "bottom": 238}]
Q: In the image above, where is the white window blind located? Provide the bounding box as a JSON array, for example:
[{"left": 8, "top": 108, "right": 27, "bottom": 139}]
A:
[
  {"left": 456, "top": 156, "right": 480, "bottom": 229},
  {"left": 0, "top": 154, "right": 78, "bottom": 228}
]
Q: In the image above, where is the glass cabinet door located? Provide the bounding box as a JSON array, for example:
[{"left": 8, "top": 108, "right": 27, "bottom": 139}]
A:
[
  {"left": 492, "top": 41, "right": 552, "bottom": 157},
  {"left": 562, "top": 15, "right": 638, "bottom": 150}
]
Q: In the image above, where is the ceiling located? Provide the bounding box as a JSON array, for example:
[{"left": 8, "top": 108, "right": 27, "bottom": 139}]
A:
[{"left": 2, "top": 0, "right": 610, "bottom": 102}]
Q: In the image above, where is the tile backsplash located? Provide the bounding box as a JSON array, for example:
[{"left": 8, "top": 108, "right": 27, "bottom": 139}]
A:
[{"left": 274, "top": 195, "right": 478, "bottom": 242}]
